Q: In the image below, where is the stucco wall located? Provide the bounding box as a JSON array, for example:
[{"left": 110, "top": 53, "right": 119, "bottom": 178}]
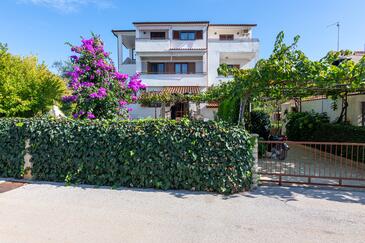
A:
[{"left": 301, "top": 94, "right": 365, "bottom": 126}]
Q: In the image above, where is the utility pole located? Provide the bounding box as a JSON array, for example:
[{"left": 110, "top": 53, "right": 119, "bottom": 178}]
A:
[{"left": 327, "top": 21, "right": 340, "bottom": 51}]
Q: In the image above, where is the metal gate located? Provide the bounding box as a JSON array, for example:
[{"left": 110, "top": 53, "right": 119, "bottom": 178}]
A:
[{"left": 258, "top": 141, "right": 365, "bottom": 188}]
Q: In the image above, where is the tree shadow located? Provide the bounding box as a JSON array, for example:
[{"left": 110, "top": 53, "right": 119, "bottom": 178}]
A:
[
  {"left": 0, "top": 177, "right": 241, "bottom": 200},
  {"left": 246, "top": 184, "right": 365, "bottom": 205}
]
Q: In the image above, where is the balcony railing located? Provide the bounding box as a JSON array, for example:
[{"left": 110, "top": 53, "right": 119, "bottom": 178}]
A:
[
  {"left": 141, "top": 72, "right": 206, "bottom": 75},
  {"left": 208, "top": 38, "right": 260, "bottom": 43}
]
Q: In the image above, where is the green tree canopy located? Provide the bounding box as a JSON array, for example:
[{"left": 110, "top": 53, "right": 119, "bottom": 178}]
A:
[{"left": 0, "top": 43, "right": 67, "bottom": 117}]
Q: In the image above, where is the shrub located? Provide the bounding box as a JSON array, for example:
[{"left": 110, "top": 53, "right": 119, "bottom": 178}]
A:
[
  {"left": 217, "top": 96, "right": 240, "bottom": 124},
  {"left": 62, "top": 35, "right": 146, "bottom": 119},
  {"left": 0, "top": 118, "right": 254, "bottom": 194},
  {"left": 0, "top": 43, "right": 66, "bottom": 117},
  {"left": 286, "top": 111, "right": 330, "bottom": 140},
  {"left": 0, "top": 119, "right": 26, "bottom": 178}
]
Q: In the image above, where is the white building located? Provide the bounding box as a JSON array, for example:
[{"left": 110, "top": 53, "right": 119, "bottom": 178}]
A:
[{"left": 112, "top": 21, "right": 259, "bottom": 120}]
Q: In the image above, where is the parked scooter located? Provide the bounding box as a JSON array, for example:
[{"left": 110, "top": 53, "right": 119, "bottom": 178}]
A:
[{"left": 268, "top": 135, "right": 290, "bottom": 160}]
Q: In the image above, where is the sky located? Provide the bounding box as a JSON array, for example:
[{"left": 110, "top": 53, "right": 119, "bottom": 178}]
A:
[{"left": 1, "top": 0, "right": 365, "bottom": 72}]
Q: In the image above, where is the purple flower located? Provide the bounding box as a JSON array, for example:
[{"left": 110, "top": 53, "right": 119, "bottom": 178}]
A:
[
  {"left": 89, "top": 87, "right": 107, "bottom": 99},
  {"left": 70, "top": 55, "right": 79, "bottom": 62},
  {"left": 128, "top": 108, "right": 133, "bottom": 112},
  {"left": 62, "top": 95, "right": 78, "bottom": 103},
  {"left": 131, "top": 95, "right": 137, "bottom": 101},
  {"left": 84, "top": 66, "right": 91, "bottom": 71},
  {"left": 119, "top": 100, "right": 127, "bottom": 107},
  {"left": 114, "top": 72, "right": 128, "bottom": 81},
  {"left": 128, "top": 73, "right": 147, "bottom": 92},
  {"left": 87, "top": 112, "right": 96, "bottom": 119},
  {"left": 72, "top": 113, "right": 79, "bottom": 119},
  {"left": 80, "top": 82, "right": 94, "bottom": 87}
]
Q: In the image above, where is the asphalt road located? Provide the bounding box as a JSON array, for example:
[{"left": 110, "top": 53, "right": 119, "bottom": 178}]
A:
[{"left": 0, "top": 182, "right": 364, "bottom": 243}]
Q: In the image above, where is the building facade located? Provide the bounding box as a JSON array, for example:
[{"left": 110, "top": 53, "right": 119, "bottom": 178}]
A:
[{"left": 112, "top": 21, "right": 259, "bottom": 120}]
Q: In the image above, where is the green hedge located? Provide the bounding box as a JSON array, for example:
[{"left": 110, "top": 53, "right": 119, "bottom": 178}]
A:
[
  {"left": 0, "top": 119, "right": 26, "bottom": 178},
  {"left": 0, "top": 118, "right": 254, "bottom": 194},
  {"left": 286, "top": 112, "right": 365, "bottom": 142}
]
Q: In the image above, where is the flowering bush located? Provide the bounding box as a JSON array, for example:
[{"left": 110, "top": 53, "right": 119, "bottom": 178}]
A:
[{"left": 62, "top": 34, "right": 146, "bottom": 119}]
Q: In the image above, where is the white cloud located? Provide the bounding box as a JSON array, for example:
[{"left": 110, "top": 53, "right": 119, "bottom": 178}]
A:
[{"left": 20, "top": 0, "right": 114, "bottom": 13}]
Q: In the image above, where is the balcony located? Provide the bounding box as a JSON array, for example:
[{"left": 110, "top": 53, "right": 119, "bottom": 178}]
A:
[
  {"left": 140, "top": 73, "right": 207, "bottom": 87},
  {"left": 208, "top": 38, "right": 259, "bottom": 53},
  {"left": 135, "top": 38, "right": 207, "bottom": 53},
  {"left": 135, "top": 38, "right": 170, "bottom": 52}
]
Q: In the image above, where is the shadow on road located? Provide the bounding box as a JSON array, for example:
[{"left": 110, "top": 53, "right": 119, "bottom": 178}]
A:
[{"left": 246, "top": 185, "right": 365, "bottom": 205}]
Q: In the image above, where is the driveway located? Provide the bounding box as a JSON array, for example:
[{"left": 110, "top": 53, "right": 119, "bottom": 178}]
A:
[{"left": 0, "top": 181, "right": 364, "bottom": 243}]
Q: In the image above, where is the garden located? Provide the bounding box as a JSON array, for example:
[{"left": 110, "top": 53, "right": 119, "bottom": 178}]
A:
[{"left": 1, "top": 32, "right": 364, "bottom": 193}]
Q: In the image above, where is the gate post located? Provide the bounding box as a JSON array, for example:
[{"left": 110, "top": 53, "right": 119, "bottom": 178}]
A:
[{"left": 251, "top": 134, "right": 259, "bottom": 189}]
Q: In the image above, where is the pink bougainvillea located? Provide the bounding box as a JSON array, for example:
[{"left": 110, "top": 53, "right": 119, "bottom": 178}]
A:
[{"left": 62, "top": 34, "right": 146, "bottom": 119}]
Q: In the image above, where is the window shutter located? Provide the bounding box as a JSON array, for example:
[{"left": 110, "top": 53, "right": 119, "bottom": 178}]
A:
[
  {"left": 188, "top": 63, "right": 196, "bottom": 74},
  {"left": 196, "top": 30, "right": 203, "bottom": 39},
  {"left": 233, "top": 64, "right": 240, "bottom": 69},
  {"left": 166, "top": 63, "right": 174, "bottom": 74},
  {"left": 173, "top": 31, "right": 180, "bottom": 40},
  {"left": 147, "top": 62, "right": 152, "bottom": 73}
]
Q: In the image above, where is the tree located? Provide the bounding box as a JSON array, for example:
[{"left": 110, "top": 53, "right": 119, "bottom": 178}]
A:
[
  {"left": 316, "top": 50, "right": 365, "bottom": 123},
  {"left": 62, "top": 34, "right": 146, "bottom": 119},
  {"left": 0, "top": 43, "right": 66, "bottom": 117},
  {"left": 217, "top": 32, "right": 365, "bottom": 125}
]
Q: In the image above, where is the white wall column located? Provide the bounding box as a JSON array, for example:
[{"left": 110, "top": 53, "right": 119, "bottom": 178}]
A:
[{"left": 117, "top": 34, "right": 124, "bottom": 71}]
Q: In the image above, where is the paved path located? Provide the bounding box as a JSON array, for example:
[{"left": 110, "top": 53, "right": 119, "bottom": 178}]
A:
[{"left": 0, "top": 182, "right": 365, "bottom": 243}]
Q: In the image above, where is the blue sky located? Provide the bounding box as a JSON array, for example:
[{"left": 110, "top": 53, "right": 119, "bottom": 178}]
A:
[{"left": 1, "top": 0, "right": 365, "bottom": 71}]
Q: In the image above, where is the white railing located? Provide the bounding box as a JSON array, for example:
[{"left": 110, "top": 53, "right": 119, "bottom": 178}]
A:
[
  {"left": 135, "top": 38, "right": 207, "bottom": 52},
  {"left": 141, "top": 73, "right": 207, "bottom": 87}
]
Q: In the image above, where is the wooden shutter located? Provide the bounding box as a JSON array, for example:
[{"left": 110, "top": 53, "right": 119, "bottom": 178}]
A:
[
  {"left": 196, "top": 30, "right": 203, "bottom": 39},
  {"left": 166, "top": 63, "right": 174, "bottom": 74},
  {"left": 173, "top": 31, "right": 180, "bottom": 40},
  {"left": 233, "top": 64, "right": 240, "bottom": 69},
  {"left": 147, "top": 62, "right": 152, "bottom": 73},
  {"left": 188, "top": 63, "right": 195, "bottom": 74}
]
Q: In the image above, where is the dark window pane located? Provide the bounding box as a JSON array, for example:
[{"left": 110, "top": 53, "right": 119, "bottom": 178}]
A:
[
  {"left": 151, "top": 63, "right": 165, "bottom": 73},
  {"left": 219, "top": 34, "right": 234, "bottom": 40},
  {"left": 151, "top": 32, "right": 166, "bottom": 39}
]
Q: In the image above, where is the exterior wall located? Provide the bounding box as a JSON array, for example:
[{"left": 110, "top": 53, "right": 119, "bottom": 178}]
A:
[
  {"left": 207, "top": 40, "right": 259, "bottom": 86},
  {"left": 200, "top": 104, "right": 218, "bottom": 120},
  {"left": 208, "top": 26, "right": 253, "bottom": 39},
  {"left": 141, "top": 73, "right": 207, "bottom": 87},
  {"left": 135, "top": 24, "right": 208, "bottom": 52},
  {"left": 115, "top": 23, "right": 260, "bottom": 120},
  {"left": 301, "top": 94, "right": 365, "bottom": 126},
  {"left": 129, "top": 104, "right": 161, "bottom": 119}
]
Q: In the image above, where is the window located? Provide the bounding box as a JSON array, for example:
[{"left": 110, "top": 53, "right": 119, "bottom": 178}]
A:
[
  {"left": 179, "top": 32, "right": 196, "bottom": 40},
  {"left": 150, "top": 32, "right": 166, "bottom": 40},
  {"left": 175, "top": 63, "right": 188, "bottom": 74},
  {"left": 219, "top": 34, "right": 234, "bottom": 40},
  {"left": 150, "top": 63, "right": 165, "bottom": 73}
]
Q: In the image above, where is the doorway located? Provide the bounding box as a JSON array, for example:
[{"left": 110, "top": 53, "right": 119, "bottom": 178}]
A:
[{"left": 171, "top": 102, "right": 189, "bottom": 120}]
